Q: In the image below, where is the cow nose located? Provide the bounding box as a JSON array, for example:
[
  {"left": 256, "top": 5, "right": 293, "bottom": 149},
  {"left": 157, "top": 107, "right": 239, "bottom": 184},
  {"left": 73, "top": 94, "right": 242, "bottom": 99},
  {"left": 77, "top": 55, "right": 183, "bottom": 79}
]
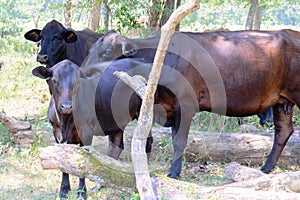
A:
[
  {"left": 60, "top": 103, "right": 72, "bottom": 114},
  {"left": 37, "top": 54, "right": 48, "bottom": 63}
]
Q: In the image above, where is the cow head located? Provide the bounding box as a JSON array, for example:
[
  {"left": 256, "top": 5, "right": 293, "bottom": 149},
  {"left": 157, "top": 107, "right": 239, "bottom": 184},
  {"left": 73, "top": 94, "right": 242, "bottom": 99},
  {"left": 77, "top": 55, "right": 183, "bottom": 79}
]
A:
[
  {"left": 82, "top": 30, "right": 138, "bottom": 68},
  {"left": 32, "top": 60, "right": 79, "bottom": 116},
  {"left": 24, "top": 20, "right": 78, "bottom": 67}
]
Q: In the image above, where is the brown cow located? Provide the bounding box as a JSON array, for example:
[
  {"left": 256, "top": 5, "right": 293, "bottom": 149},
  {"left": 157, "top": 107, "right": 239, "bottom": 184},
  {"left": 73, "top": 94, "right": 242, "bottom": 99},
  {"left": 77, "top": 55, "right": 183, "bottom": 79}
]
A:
[{"left": 81, "top": 29, "right": 300, "bottom": 178}]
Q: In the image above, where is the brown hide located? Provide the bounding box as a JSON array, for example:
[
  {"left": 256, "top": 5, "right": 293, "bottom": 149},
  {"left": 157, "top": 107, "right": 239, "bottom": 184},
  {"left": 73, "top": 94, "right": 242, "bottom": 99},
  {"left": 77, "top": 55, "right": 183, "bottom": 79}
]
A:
[
  {"left": 80, "top": 29, "right": 300, "bottom": 177},
  {"left": 83, "top": 29, "right": 300, "bottom": 116}
]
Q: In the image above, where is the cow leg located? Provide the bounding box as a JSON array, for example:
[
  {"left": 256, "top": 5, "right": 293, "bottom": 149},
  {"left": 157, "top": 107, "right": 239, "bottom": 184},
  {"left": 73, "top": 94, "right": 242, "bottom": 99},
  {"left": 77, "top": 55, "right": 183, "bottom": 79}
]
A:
[
  {"left": 146, "top": 130, "right": 154, "bottom": 161},
  {"left": 59, "top": 172, "right": 71, "bottom": 199},
  {"left": 168, "top": 109, "right": 193, "bottom": 179},
  {"left": 108, "top": 131, "right": 124, "bottom": 159},
  {"left": 257, "top": 108, "right": 274, "bottom": 126},
  {"left": 261, "top": 103, "right": 294, "bottom": 173},
  {"left": 77, "top": 178, "right": 87, "bottom": 200}
]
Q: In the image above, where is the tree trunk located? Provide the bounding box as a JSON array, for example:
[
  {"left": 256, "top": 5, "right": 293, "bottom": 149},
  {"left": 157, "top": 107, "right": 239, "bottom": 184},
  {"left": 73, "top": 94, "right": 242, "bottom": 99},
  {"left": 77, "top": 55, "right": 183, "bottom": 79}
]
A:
[
  {"left": 160, "top": 0, "right": 175, "bottom": 27},
  {"left": 0, "top": 112, "right": 31, "bottom": 134},
  {"left": 175, "top": 0, "right": 182, "bottom": 31},
  {"left": 102, "top": 0, "right": 109, "bottom": 31},
  {"left": 39, "top": 145, "right": 300, "bottom": 199},
  {"left": 130, "top": 1, "right": 200, "bottom": 198},
  {"left": 148, "top": 0, "right": 181, "bottom": 31},
  {"left": 64, "top": 0, "right": 74, "bottom": 28},
  {"left": 148, "top": 0, "right": 163, "bottom": 29},
  {"left": 253, "top": 2, "right": 263, "bottom": 30},
  {"left": 88, "top": 0, "right": 101, "bottom": 31},
  {"left": 245, "top": 0, "right": 258, "bottom": 30},
  {"left": 246, "top": 0, "right": 263, "bottom": 30}
]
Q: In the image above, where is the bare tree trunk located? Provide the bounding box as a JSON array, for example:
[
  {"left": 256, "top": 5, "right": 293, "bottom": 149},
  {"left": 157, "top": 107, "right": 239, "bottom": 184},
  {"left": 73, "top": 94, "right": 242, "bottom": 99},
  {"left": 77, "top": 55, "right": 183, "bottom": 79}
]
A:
[
  {"left": 64, "top": 0, "right": 74, "bottom": 28},
  {"left": 149, "top": 0, "right": 181, "bottom": 30},
  {"left": 130, "top": 1, "right": 200, "bottom": 199},
  {"left": 175, "top": 0, "right": 182, "bottom": 31},
  {"left": 246, "top": 0, "right": 263, "bottom": 30},
  {"left": 88, "top": 0, "right": 101, "bottom": 31},
  {"left": 102, "top": 0, "right": 109, "bottom": 31},
  {"left": 253, "top": 2, "right": 263, "bottom": 30},
  {"left": 148, "top": 0, "right": 163, "bottom": 29},
  {"left": 160, "top": 0, "right": 175, "bottom": 27}
]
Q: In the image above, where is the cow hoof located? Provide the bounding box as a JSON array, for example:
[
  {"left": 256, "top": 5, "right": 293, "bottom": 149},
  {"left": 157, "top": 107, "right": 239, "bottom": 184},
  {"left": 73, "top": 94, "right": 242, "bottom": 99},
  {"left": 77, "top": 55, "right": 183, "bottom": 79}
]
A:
[
  {"left": 261, "top": 166, "right": 272, "bottom": 174},
  {"left": 59, "top": 186, "right": 71, "bottom": 200},
  {"left": 77, "top": 191, "right": 87, "bottom": 200},
  {"left": 59, "top": 192, "right": 68, "bottom": 200},
  {"left": 167, "top": 172, "right": 179, "bottom": 179}
]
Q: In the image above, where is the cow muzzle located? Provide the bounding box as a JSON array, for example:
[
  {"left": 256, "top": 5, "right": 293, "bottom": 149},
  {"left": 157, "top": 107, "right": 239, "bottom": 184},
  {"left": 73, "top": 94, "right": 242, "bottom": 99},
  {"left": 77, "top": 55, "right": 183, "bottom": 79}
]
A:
[
  {"left": 37, "top": 54, "right": 48, "bottom": 64},
  {"left": 60, "top": 103, "right": 72, "bottom": 115}
]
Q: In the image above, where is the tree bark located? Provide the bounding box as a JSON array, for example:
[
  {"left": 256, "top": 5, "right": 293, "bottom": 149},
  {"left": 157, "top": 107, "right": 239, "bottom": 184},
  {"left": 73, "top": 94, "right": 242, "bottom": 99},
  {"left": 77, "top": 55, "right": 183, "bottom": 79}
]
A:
[
  {"left": 175, "top": 0, "right": 181, "bottom": 31},
  {"left": 88, "top": 0, "right": 101, "bottom": 31},
  {"left": 64, "top": 0, "right": 74, "bottom": 28},
  {"left": 130, "top": 1, "right": 200, "bottom": 199},
  {"left": 246, "top": 0, "right": 263, "bottom": 30},
  {"left": 39, "top": 144, "right": 136, "bottom": 194},
  {"left": 0, "top": 112, "right": 31, "bottom": 134},
  {"left": 160, "top": 0, "right": 175, "bottom": 27},
  {"left": 148, "top": 0, "right": 163, "bottom": 29},
  {"left": 102, "top": 0, "right": 109, "bottom": 31},
  {"left": 253, "top": 2, "right": 263, "bottom": 30},
  {"left": 39, "top": 144, "right": 300, "bottom": 200},
  {"left": 245, "top": 0, "right": 258, "bottom": 30},
  {"left": 148, "top": 0, "right": 181, "bottom": 31}
]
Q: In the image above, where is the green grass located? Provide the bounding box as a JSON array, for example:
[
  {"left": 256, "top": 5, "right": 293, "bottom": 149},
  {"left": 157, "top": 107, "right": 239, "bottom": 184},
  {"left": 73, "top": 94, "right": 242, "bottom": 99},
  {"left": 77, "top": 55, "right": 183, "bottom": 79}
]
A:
[
  {"left": 0, "top": 34, "right": 49, "bottom": 120},
  {"left": 0, "top": 123, "right": 11, "bottom": 145}
]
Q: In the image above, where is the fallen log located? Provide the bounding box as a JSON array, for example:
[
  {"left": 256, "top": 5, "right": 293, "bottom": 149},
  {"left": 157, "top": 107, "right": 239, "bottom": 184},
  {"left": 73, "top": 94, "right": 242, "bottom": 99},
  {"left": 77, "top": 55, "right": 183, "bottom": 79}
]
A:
[
  {"left": 0, "top": 112, "right": 31, "bottom": 134},
  {"left": 39, "top": 144, "right": 136, "bottom": 195},
  {"left": 92, "top": 126, "right": 300, "bottom": 167},
  {"left": 39, "top": 144, "right": 300, "bottom": 199},
  {"left": 224, "top": 162, "right": 300, "bottom": 193}
]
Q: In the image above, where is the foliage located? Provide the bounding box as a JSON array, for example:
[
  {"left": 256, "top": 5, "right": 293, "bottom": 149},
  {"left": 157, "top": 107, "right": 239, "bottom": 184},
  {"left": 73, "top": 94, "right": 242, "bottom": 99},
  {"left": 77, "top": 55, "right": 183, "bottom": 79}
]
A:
[
  {"left": 180, "top": 0, "right": 299, "bottom": 31},
  {"left": 0, "top": 123, "right": 11, "bottom": 145},
  {"left": 109, "top": 0, "right": 148, "bottom": 35}
]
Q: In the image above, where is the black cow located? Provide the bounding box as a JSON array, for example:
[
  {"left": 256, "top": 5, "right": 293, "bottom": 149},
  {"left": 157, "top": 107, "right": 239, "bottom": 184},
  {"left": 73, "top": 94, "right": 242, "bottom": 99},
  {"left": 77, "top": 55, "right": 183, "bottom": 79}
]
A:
[
  {"left": 24, "top": 19, "right": 102, "bottom": 67},
  {"left": 25, "top": 20, "right": 102, "bottom": 199},
  {"left": 81, "top": 29, "right": 300, "bottom": 177}
]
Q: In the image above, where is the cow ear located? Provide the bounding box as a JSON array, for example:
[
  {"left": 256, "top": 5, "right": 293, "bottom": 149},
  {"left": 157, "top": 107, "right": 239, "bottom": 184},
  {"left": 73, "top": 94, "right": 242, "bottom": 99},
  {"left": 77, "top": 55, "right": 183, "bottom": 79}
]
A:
[
  {"left": 64, "top": 30, "right": 78, "bottom": 43},
  {"left": 122, "top": 42, "right": 137, "bottom": 56},
  {"left": 24, "top": 29, "right": 41, "bottom": 42},
  {"left": 32, "top": 66, "right": 52, "bottom": 79}
]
